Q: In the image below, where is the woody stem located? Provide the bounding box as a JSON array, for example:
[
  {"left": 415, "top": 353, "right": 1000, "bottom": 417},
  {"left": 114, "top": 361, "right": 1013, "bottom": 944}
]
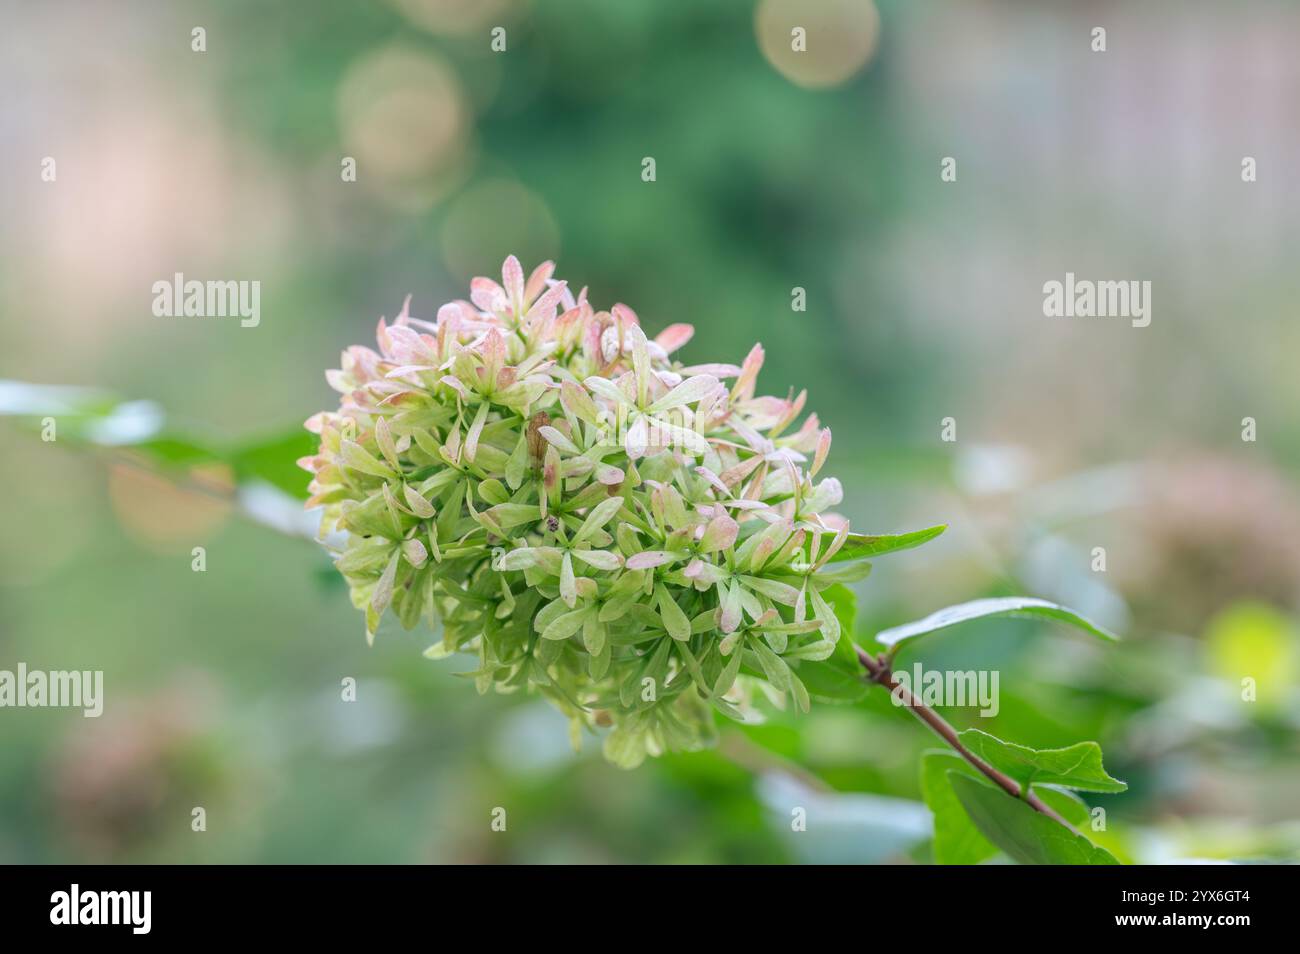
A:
[{"left": 854, "top": 646, "right": 1074, "bottom": 830}]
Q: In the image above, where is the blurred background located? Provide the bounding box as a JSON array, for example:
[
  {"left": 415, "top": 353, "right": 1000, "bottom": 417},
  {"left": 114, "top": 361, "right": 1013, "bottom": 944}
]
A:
[{"left": 1, "top": 0, "right": 1298, "bottom": 863}]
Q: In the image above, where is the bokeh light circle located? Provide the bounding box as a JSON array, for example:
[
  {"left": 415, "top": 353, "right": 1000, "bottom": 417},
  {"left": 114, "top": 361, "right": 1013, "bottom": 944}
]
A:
[
  {"left": 439, "top": 179, "right": 560, "bottom": 284},
  {"left": 755, "top": 0, "right": 880, "bottom": 89}
]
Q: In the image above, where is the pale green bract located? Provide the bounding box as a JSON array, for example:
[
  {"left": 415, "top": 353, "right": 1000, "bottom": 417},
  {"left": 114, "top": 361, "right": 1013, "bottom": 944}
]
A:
[{"left": 301, "top": 256, "right": 912, "bottom": 767}]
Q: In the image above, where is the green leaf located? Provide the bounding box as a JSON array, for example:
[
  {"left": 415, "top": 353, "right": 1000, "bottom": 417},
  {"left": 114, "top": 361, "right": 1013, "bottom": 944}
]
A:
[
  {"left": 559, "top": 551, "right": 577, "bottom": 607},
  {"left": 128, "top": 436, "right": 222, "bottom": 467},
  {"left": 812, "top": 560, "right": 873, "bottom": 585},
  {"left": 582, "top": 614, "right": 606, "bottom": 655},
  {"left": 603, "top": 723, "right": 649, "bottom": 769},
  {"left": 655, "top": 584, "right": 690, "bottom": 641},
  {"left": 792, "top": 583, "right": 869, "bottom": 702},
  {"left": 813, "top": 584, "right": 856, "bottom": 667},
  {"left": 367, "top": 551, "right": 400, "bottom": 645},
  {"left": 750, "top": 639, "right": 792, "bottom": 693},
  {"left": 957, "top": 729, "right": 1128, "bottom": 794},
  {"left": 1, "top": 380, "right": 324, "bottom": 502},
  {"left": 830, "top": 524, "right": 946, "bottom": 563},
  {"left": 542, "top": 606, "right": 590, "bottom": 641},
  {"left": 436, "top": 480, "right": 465, "bottom": 542},
  {"left": 921, "top": 751, "right": 1103, "bottom": 864},
  {"left": 920, "top": 752, "right": 998, "bottom": 865},
  {"left": 464, "top": 401, "right": 489, "bottom": 462},
  {"left": 794, "top": 661, "right": 869, "bottom": 702},
  {"left": 1035, "top": 786, "right": 1092, "bottom": 829},
  {"left": 504, "top": 431, "right": 528, "bottom": 489},
  {"left": 229, "top": 429, "right": 318, "bottom": 499},
  {"left": 875, "top": 596, "right": 1118, "bottom": 654},
  {"left": 712, "top": 638, "right": 745, "bottom": 699},
  {"left": 572, "top": 495, "right": 624, "bottom": 545},
  {"left": 485, "top": 503, "right": 541, "bottom": 529},
  {"left": 0, "top": 380, "right": 240, "bottom": 473},
  {"left": 948, "top": 772, "right": 1120, "bottom": 865},
  {"left": 341, "top": 439, "right": 396, "bottom": 479}
]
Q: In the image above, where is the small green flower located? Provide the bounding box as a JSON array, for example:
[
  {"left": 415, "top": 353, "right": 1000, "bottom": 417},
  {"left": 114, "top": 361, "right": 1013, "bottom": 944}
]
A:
[{"left": 302, "top": 257, "right": 867, "bottom": 767}]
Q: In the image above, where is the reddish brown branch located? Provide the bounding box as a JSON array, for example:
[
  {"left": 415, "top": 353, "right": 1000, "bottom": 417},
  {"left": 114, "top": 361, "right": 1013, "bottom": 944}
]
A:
[{"left": 855, "top": 646, "right": 1075, "bottom": 831}]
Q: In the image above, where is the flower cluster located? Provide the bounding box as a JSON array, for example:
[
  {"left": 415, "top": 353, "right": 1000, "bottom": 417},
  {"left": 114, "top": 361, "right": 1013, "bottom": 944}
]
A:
[{"left": 301, "top": 257, "right": 876, "bottom": 767}]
